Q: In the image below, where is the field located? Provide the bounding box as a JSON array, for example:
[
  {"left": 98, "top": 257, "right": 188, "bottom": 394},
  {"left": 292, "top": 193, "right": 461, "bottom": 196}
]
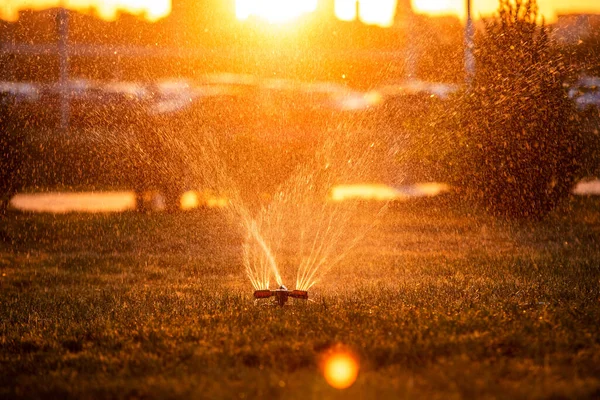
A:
[{"left": 1, "top": 196, "right": 599, "bottom": 399}]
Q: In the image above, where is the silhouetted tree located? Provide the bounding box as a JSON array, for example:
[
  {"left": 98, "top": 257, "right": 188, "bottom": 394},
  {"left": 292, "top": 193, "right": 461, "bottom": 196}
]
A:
[{"left": 452, "top": 0, "right": 584, "bottom": 218}]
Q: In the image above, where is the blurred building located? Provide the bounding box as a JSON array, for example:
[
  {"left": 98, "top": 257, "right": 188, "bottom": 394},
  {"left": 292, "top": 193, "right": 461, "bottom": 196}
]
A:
[{"left": 0, "top": 0, "right": 467, "bottom": 85}]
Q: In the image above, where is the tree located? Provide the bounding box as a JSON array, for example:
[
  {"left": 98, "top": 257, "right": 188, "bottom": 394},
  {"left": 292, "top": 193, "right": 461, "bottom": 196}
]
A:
[{"left": 452, "top": 0, "right": 584, "bottom": 218}]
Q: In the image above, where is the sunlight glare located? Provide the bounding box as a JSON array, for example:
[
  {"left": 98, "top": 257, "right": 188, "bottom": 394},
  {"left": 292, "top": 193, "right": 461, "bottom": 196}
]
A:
[
  {"left": 236, "top": 0, "right": 318, "bottom": 23},
  {"left": 179, "top": 190, "right": 199, "bottom": 210},
  {"left": 335, "top": 0, "right": 358, "bottom": 21},
  {"left": 335, "top": 0, "right": 396, "bottom": 27},
  {"left": 3, "top": 0, "right": 600, "bottom": 24},
  {"left": 358, "top": 0, "right": 396, "bottom": 27},
  {"left": 412, "top": 0, "right": 463, "bottom": 16}
]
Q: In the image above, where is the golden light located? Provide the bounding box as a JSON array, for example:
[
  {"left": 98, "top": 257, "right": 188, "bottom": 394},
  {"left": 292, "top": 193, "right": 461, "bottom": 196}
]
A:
[
  {"left": 334, "top": 0, "right": 358, "bottom": 21},
  {"left": 180, "top": 190, "right": 228, "bottom": 209},
  {"left": 179, "top": 190, "right": 200, "bottom": 210},
  {"left": 412, "top": 0, "right": 462, "bottom": 17},
  {"left": 329, "top": 183, "right": 404, "bottom": 202},
  {"left": 0, "top": 0, "right": 171, "bottom": 22},
  {"left": 410, "top": 0, "right": 600, "bottom": 23},
  {"left": 3, "top": 0, "right": 600, "bottom": 25},
  {"left": 335, "top": 0, "right": 396, "bottom": 27},
  {"left": 321, "top": 350, "right": 359, "bottom": 389},
  {"left": 236, "top": 0, "right": 318, "bottom": 23},
  {"left": 10, "top": 191, "right": 137, "bottom": 213}
]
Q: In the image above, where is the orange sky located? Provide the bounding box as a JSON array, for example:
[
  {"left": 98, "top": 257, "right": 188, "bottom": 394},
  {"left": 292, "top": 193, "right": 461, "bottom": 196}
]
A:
[{"left": 1, "top": 0, "right": 599, "bottom": 24}]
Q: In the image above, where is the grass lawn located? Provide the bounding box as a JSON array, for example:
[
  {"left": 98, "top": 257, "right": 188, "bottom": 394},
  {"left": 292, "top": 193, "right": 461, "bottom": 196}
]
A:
[{"left": 1, "top": 196, "right": 599, "bottom": 399}]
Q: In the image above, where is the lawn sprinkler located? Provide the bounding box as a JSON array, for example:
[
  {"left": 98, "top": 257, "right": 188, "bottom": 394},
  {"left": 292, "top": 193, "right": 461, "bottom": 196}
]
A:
[{"left": 254, "top": 285, "right": 309, "bottom": 307}]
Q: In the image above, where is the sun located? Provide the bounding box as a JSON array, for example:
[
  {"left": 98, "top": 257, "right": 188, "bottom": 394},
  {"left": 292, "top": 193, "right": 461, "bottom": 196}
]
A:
[
  {"left": 412, "top": 0, "right": 463, "bottom": 16},
  {"left": 236, "top": 0, "right": 318, "bottom": 23},
  {"left": 236, "top": 0, "right": 396, "bottom": 26}
]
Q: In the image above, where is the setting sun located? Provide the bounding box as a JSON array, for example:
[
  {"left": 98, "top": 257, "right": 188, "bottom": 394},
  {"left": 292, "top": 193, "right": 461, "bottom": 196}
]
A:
[
  {"left": 235, "top": 0, "right": 396, "bottom": 27},
  {"left": 236, "top": 0, "right": 318, "bottom": 23}
]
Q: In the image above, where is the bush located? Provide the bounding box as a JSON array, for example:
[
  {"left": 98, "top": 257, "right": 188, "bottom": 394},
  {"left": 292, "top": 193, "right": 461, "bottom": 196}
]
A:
[{"left": 451, "top": 0, "right": 585, "bottom": 218}]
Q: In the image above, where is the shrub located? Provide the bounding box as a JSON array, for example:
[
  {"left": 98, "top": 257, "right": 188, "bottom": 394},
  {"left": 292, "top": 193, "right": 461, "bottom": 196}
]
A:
[{"left": 451, "top": 0, "right": 585, "bottom": 218}]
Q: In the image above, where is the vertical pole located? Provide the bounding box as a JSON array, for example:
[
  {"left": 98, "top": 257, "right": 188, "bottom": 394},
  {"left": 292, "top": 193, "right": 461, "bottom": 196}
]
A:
[
  {"left": 393, "top": 0, "right": 416, "bottom": 81},
  {"left": 465, "top": 0, "right": 475, "bottom": 86},
  {"left": 406, "top": 11, "right": 416, "bottom": 80},
  {"left": 57, "top": 7, "right": 69, "bottom": 134}
]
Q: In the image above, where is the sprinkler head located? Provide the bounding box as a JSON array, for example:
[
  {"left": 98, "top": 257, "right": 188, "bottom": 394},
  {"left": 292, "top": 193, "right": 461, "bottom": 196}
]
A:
[
  {"left": 290, "top": 290, "right": 309, "bottom": 300},
  {"left": 253, "top": 289, "right": 272, "bottom": 299},
  {"left": 274, "top": 285, "right": 289, "bottom": 307},
  {"left": 253, "top": 285, "right": 309, "bottom": 307}
]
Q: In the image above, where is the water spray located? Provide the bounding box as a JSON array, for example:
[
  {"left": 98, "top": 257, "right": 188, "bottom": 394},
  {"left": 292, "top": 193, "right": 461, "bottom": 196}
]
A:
[{"left": 253, "top": 285, "right": 308, "bottom": 307}]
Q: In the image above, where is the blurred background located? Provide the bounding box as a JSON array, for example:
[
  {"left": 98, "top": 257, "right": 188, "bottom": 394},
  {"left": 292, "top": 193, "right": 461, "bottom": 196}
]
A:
[
  {"left": 2, "top": 0, "right": 599, "bottom": 85},
  {"left": 1, "top": 0, "right": 599, "bottom": 213}
]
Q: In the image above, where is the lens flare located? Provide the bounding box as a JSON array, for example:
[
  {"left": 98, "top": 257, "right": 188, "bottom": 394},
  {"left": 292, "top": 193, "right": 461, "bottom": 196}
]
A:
[
  {"left": 179, "top": 190, "right": 199, "bottom": 210},
  {"left": 321, "top": 350, "right": 359, "bottom": 389}
]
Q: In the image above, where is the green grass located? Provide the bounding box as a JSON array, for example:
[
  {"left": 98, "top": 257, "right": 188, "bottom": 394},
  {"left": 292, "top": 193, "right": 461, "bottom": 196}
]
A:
[{"left": 1, "top": 197, "right": 599, "bottom": 399}]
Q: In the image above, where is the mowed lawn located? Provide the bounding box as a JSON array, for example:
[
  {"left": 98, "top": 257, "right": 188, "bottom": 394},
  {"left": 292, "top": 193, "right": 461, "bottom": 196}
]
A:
[{"left": 1, "top": 196, "right": 599, "bottom": 399}]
